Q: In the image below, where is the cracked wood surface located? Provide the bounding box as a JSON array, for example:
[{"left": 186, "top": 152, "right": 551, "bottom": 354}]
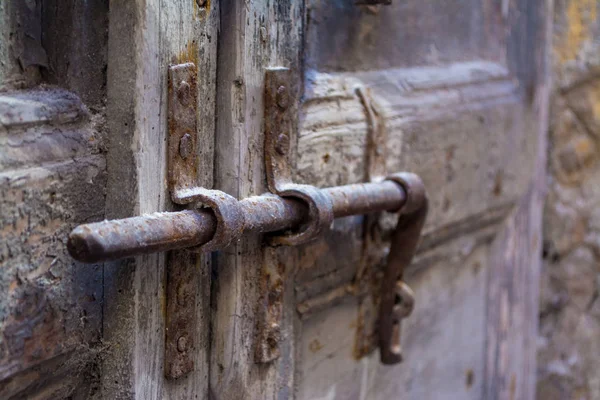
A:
[
  {"left": 0, "top": 1, "right": 550, "bottom": 398},
  {"left": 102, "top": 0, "right": 218, "bottom": 398}
]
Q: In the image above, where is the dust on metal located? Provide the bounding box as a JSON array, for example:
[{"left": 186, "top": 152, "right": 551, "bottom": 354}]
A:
[{"left": 67, "top": 181, "right": 406, "bottom": 263}]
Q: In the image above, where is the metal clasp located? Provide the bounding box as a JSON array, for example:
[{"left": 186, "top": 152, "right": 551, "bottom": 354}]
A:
[{"left": 66, "top": 63, "right": 428, "bottom": 376}]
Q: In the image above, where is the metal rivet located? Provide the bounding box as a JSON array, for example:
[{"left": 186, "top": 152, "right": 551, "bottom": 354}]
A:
[
  {"left": 275, "top": 133, "right": 289, "bottom": 156},
  {"left": 179, "top": 133, "right": 193, "bottom": 159},
  {"left": 260, "top": 26, "right": 268, "bottom": 43},
  {"left": 276, "top": 86, "right": 288, "bottom": 109},
  {"left": 177, "top": 81, "right": 191, "bottom": 106},
  {"left": 177, "top": 336, "right": 188, "bottom": 352}
]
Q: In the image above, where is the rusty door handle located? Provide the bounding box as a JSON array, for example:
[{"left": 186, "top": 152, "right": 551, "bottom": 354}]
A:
[
  {"left": 67, "top": 64, "right": 428, "bottom": 370},
  {"left": 67, "top": 172, "right": 427, "bottom": 364},
  {"left": 67, "top": 171, "right": 427, "bottom": 367},
  {"left": 68, "top": 178, "right": 415, "bottom": 263}
]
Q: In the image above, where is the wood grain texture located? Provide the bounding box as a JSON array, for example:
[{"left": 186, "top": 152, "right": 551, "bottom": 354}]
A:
[
  {"left": 102, "top": 0, "right": 218, "bottom": 398},
  {"left": 41, "top": 0, "right": 109, "bottom": 109},
  {"left": 0, "top": 1, "right": 44, "bottom": 90},
  {"left": 293, "top": 63, "right": 532, "bottom": 301},
  {"left": 484, "top": 0, "right": 552, "bottom": 398},
  {"left": 305, "top": 0, "right": 505, "bottom": 72},
  {"left": 0, "top": 88, "right": 105, "bottom": 398},
  {"left": 211, "top": 0, "right": 303, "bottom": 398},
  {"left": 298, "top": 62, "right": 531, "bottom": 235}
]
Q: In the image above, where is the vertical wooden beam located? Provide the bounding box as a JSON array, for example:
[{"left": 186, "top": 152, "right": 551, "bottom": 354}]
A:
[
  {"left": 484, "top": 0, "right": 552, "bottom": 398},
  {"left": 0, "top": 1, "right": 44, "bottom": 89},
  {"left": 103, "top": 0, "right": 218, "bottom": 398},
  {"left": 211, "top": 0, "right": 304, "bottom": 398}
]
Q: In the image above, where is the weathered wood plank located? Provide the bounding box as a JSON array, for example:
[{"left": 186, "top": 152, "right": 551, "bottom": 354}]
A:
[
  {"left": 0, "top": 88, "right": 100, "bottom": 171},
  {"left": 298, "top": 244, "right": 490, "bottom": 400},
  {"left": 40, "top": 0, "right": 109, "bottom": 109},
  {"left": 484, "top": 0, "right": 552, "bottom": 396},
  {"left": 211, "top": 0, "right": 303, "bottom": 398},
  {"left": 0, "top": 84, "right": 105, "bottom": 398},
  {"left": 0, "top": 156, "right": 106, "bottom": 398},
  {"left": 293, "top": 0, "right": 550, "bottom": 398},
  {"left": 102, "top": 0, "right": 218, "bottom": 398},
  {"left": 292, "top": 63, "right": 532, "bottom": 310},
  {"left": 0, "top": 1, "right": 45, "bottom": 90},
  {"left": 298, "top": 62, "right": 531, "bottom": 235}
]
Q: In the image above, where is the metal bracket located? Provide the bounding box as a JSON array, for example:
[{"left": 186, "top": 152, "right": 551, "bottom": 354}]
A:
[{"left": 164, "top": 62, "right": 198, "bottom": 380}]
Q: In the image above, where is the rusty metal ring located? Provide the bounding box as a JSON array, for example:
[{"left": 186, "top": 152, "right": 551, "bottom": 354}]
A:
[
  {"left": 173, "top": 187, "right": 245, "bottom": 252},
  {"left": 392, "top": 281, "right": 415, "bottom": 319},
  {"left": 385, "top": 172, "right": 426, "bottom": 214},
  {"left": 268, "top": 183, "right": 334, "bottom": 246}
]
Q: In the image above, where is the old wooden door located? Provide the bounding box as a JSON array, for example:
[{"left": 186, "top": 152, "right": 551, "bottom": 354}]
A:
[{"left": 98, "top": 0, "right": 550, "bottom": 399}]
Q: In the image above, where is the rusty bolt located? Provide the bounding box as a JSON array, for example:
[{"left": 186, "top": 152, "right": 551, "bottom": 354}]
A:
[
  {"left": 276, "top": 86, "right": 289, "bottom": 109},
  {"left": 196, "top": 0, "right": 207, "bottom": 7},
  {"left": 260, "top": 26, "right": 268, "bottom": 43},
  {"left": 177, "top": 283, "right": 188, "bottom": 306},
  {"left": 177, "top": 81, "right": 192, "bottom": 106},
  {"left": 179, "top": 133, "right": 193, "bottom": 160},
  {"left": 275, "top": 133, "right": 290, "bottom": 156},
  {"left": 177, "top": 336, "right": 188, "bottom": 352}
]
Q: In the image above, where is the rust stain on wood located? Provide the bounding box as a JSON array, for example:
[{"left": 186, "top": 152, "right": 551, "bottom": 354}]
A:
[
  {"left": 176, "top": 41, "right": 199, "bottom": 65},
  {"left": 192, "top": 0, "right": 210, "bottom": 20}
]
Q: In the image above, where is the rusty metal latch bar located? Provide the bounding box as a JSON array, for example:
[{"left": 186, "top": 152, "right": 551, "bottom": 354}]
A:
[
  {"left": 67, "top": 181, "right": 409, "bottom": 263},
  {"left": 67, "top": 63, "right": 428, "bottom": 372}
]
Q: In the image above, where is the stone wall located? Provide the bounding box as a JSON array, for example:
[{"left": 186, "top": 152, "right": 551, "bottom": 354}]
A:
[{"left": 538, "top": 0, "right": 600, "bottom": 398}]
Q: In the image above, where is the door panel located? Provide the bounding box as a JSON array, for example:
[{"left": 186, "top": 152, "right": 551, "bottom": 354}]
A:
[
  {"left": 298, "top": 245, "right": 489, "bottom": 400},
  {"left": 97, "top": 0, "right": 549, "bottom": 399},
  {"left": 304, "top": 0, "right": 505, "bottom": 71},
  {"left": 0, "top": 0, "right": 549, "bottom": 399},
  {"left": 102, "top": 0, "right": 218, "bottom": 398},
  {"left": 291, "top": 1, "right": 550, "bottom": 399}
]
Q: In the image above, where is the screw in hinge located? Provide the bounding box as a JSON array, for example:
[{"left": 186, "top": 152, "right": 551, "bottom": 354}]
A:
[
  {"left": 276, "top": 85, "right": 289, "bottom": 110},
  {"left": 177, "top": 336, "right": 188, "bottom": 352},
  {"left": 179, "top": 133, "right": 193, "bottom": 160},
  {"left": 177, "top": 81, "right": 192, "bottom": 106},
  {"left": 275, "top": 134, "right": 290, "bottom": 156}
]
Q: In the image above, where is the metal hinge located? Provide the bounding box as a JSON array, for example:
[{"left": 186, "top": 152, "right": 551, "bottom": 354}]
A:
[{"left": 67, "top": 63, "right": 428, "bottom": 377}]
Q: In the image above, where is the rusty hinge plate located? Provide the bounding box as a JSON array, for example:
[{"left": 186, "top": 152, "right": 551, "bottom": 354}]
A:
[
  {"left": 165, "top": 62, "right": 198, "bottom": 380},
  {"left": 168, "top": 62, "right": 198, "bottom": 201}
]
